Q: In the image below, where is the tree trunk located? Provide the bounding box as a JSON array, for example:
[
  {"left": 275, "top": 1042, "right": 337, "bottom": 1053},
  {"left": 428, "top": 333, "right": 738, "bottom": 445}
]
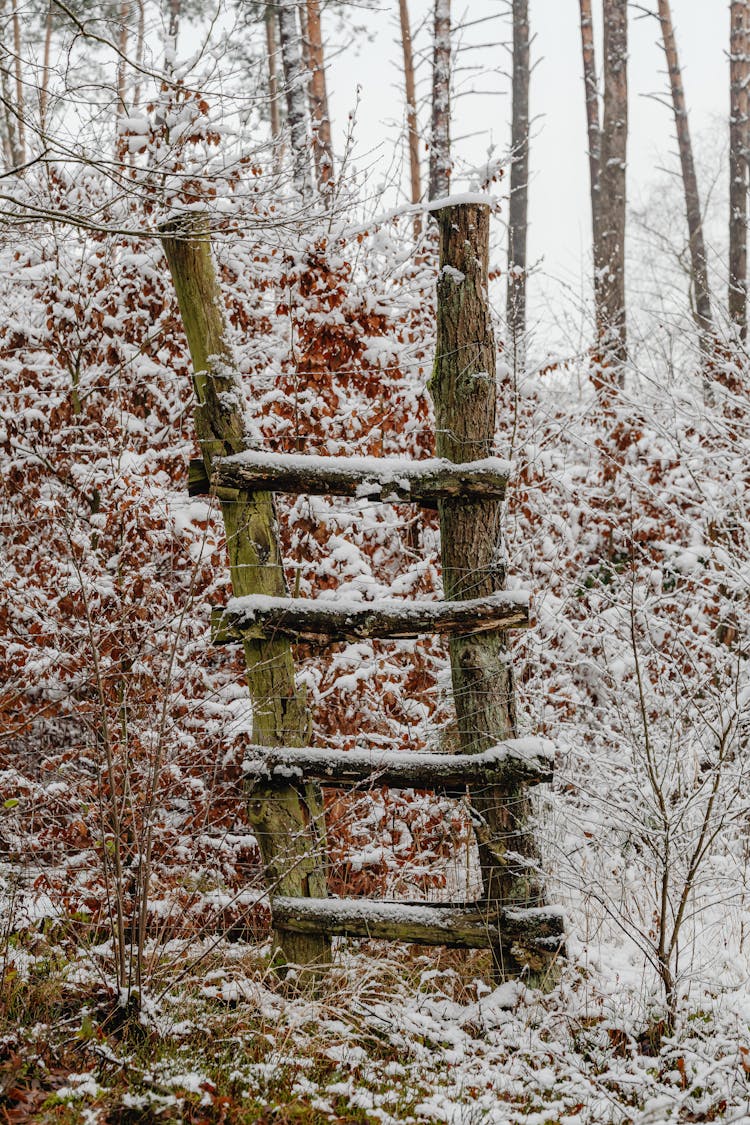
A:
[
  {"left": 399, "top": 0, "right": 422, "bottom": 232},
  {"left": 657, "top": 0, "right": 713, "bottom": 358},
  {"left": 132, "top": 0, "right": 146, "bottom": 111},
  {"left": 429, "top": 0, "right": 451, "bottom": 200},
  {"left": 579, "top": 0, "right": 601, "bottom": 256},
  {"left": 729, "top": 0, "right": 748, "bottom": 340},
  {"left": 116, "top": 1, "right": 131, "bottom": 118},
  {"left": 265, "top": 2, "right": 283, "bottom": 170},
  {"left": 0, "top": 0, "right": 23, "bottom": 168},
  {"left": 39, "top": 1, "right": 53, "bottom": 139},
  {"left": 305, "top": 0, "right": 334, "bottom": 192},
  {"left": 429, "top": 203, "right": 556, "bottom": 985},
  {"left": 160, "top": 214, "right": 331, "bottom": 975},
  {"left": 11, "top": 0, "right": 25, "bottom": 164},
  {"left": 598, "top": 0, "right": 628, "bottom": 381},
  {"left": 506, "top": 0, "right": 530, "bottom": 376},
  {"left": 277, "top": 0, "right": 312, "bottom": 195}
]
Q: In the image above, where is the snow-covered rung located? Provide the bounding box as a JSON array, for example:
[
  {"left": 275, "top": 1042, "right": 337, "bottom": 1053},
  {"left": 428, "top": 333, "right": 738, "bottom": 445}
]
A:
[
  {"left": 208, "top": 451, "right": 510, "bottom": 504},
  {"left": 243, "top": 738, "right": 554, "bottom": 792},
  {"left": 271, "top": 896, "right": 565, "bottom": 951},
  {"left": 212, "top": 591, "right": 530, "bottom": 644}
]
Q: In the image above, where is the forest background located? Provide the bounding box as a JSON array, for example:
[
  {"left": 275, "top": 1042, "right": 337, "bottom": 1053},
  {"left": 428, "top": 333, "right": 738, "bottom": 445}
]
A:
[{"left": 2, "top": 1, "right": 750, "bottom": 1123}]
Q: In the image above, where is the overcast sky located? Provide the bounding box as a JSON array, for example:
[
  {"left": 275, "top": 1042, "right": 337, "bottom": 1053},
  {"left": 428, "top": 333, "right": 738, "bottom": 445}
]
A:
[{"left": 324, "top": 1, "right": 728, "bottom": 347}]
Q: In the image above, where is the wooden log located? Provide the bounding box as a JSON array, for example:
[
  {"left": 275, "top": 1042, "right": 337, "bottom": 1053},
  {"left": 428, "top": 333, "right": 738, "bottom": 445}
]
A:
[
  {"left": 242, "top": 738, "right": 554, "bottom": 793},
  {"left": 212, "top": 591, "right": 529, "bottom": 645},
  {"left": 429, "top": 202, "right": 560, "bottom": 985},
  {"left": 271, "top": 896, "right": 565, "bottom": 954},
  {"left": 212, "top": 451, "right": 510, "bottom": 504},
  {"left": 160, "top": 214, "right": 331, "bottom": 975}
]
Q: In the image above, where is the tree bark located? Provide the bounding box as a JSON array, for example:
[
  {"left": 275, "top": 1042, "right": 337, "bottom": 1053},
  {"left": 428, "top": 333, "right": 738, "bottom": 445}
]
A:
[
  {"left": 277, "top": 0, "right": 312, "bottom": 195},
  {"left": 506, "top": 0, "right": 530, "bottom": 376},
  {"left": 39, "top": 1, "right": 53, "bottom": 139},
  {"left": 11, "top": 0, "right": 25, "bottom": 164},
  {"left": 429, "top": 204, "right": 557, "bottom": 984},
  {"left": 579, "top": 0, "right": 601, "bottom": 252},
  {"left": 598, "top": 0, "right": 628, "bottom": 380},
  {"left": 305, "top": 0, "right": 334, "bottom": 192},
  {"left": 657, "top": 0, "right": 713, "bottom": 358},
  {"left": 729, "top": 0, "right": 748, "bottom": 340},
  {"left": 399, "top": 0, "right": 422, "bottom": 230},
  {"left": 428, "top": 0, "right": 451, "bottom": 200},
  {"left": 116, "top": 1, "right": 131, "bottom": 119},
  {"left": 0, "top": 0, "right": 23, "bottom": 168},
  {"left": 160, "top": 214, "right": 330, "bottom": 974},
  {"left": 265, "top": 2, "right": 283, "bottom": 170}
]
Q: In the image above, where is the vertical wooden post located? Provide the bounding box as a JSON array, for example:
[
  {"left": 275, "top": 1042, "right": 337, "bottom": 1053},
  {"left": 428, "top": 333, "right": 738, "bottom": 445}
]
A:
[
  {"left": 430, "top": 203, "right": 554, "bottom": 984},
  {"left": 160, "top": 214, "right": 331, "bottom": 974},
  {"left": 729, "top": 0, "right": 749, "bottom": 341},
  {"left": 507, "top": 0, "right": 530, "bottom": 377}
]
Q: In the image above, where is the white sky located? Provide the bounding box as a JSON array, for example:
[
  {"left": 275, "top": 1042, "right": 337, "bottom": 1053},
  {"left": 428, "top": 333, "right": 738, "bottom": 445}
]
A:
[{"left": 325, "top": 1, "right": 728, "bottom": 344}]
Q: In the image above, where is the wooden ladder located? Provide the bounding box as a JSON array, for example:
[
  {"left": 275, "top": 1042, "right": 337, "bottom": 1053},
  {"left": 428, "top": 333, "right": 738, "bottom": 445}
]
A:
[{"left": 161, "top": 202, "right": 565, "bottom": 984}]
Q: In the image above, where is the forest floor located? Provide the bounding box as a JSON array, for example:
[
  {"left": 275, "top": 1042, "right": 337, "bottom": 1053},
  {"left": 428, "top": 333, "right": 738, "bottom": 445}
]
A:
[{"left": 2, "top": 932, "right": 749, "bottom": 1124}]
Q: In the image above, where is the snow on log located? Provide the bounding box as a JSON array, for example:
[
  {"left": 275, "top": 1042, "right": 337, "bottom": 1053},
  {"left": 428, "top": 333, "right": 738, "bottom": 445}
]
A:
[
  {"left": 270, "top": 896, "right": 566, "bottom": 951},
  {"left": 242, "top": 737, "right": 554, "bottom": 792},
  {"left": 208, "top": 451, "right": 510, "bottom": 504},
  {"left": 212, "top": 590, "right": 530, "bottom": 644}
]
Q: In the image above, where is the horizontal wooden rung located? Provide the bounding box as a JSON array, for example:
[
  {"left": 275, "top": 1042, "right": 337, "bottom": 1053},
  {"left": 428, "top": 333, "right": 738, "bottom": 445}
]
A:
[
  {"left": 210, "top": 451, "right": 510, "bottom": 504},
  {"left": 270, "top": 896, "right": 565, "bottom": 951},
  {"left": 212, "top": 591, "right": 529, "bottom": 644},
  {"left": 243, "top": 738, "right": 553, "bottom": 793}
]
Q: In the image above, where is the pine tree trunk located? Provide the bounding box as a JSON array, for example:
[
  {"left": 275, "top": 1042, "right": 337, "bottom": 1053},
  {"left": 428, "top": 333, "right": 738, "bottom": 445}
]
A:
[
  {"left": 277, "top": 0, "right": 312, "bottom": 195},
  {"left": 429, "top": 0, "right": 451, "bottom": 200},
  {"left": 399, "top": 0, "right": 422, "bottom": 227},
  {"left": 507, "top": 0, "right": 530, "bottom": 376},
  {"left": 305, "top": 0, "right": 334, "bottom": 192},
  {"left": 729, "top": 0, "right": 748, "bottom": 340},
  {"left": 160, "top": 213, "right": 331, "bottom": 975},
  {"left": 429, "top": 204, "right": 556, "bottom": 985},
  {"left": 11, "top": 0, "right": 25, "bottom": 164},
  {"left": 0, "top": 0, "right": 23, "bottom": 169},
  {"left": 657, "top": 0, "right": 713, "bottom": 357},
  {"left": 39, "top": 1, "right": 54, "bottom": 139},
  {"left": 266, "top": 2, "right": 283, "bottom": 169},
  {"left": 579, "top": 0, "right": 601, "bottom": 254},
  {"left": 598, "top": 0, "right": 628, "bottom": 380},
  {"left": 116, "top": 1, "right": 131, "bottom": 118}
]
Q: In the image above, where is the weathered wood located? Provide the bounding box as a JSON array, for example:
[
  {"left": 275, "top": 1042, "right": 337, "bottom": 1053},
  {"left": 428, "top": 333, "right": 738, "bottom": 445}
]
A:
[
  {"left": 729, "top": 0, "right": 748, "bottom": 340},
  {"left": 271, "top": 896, "right": 565, "bottom": 957},
  {"left": 213, "top": 591, "right": 529, "bottom": 645},
  {"left": 429, "top": 202, "right": 559, "bottom": 985},
  {"left": 213, "top": 451, "right": 509, "bottom": 504},
  {"left": 188, "top": 458, "right": 210, "bottom": 496},
  {"left": 507, "top": 0, "right": 530, "bottom": 375},
  {"left": 243, "top": 738, "right": 554, "bottom": 793},
  {"left": 160, "top": 213, "right": 330, "bottom": 974}
]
